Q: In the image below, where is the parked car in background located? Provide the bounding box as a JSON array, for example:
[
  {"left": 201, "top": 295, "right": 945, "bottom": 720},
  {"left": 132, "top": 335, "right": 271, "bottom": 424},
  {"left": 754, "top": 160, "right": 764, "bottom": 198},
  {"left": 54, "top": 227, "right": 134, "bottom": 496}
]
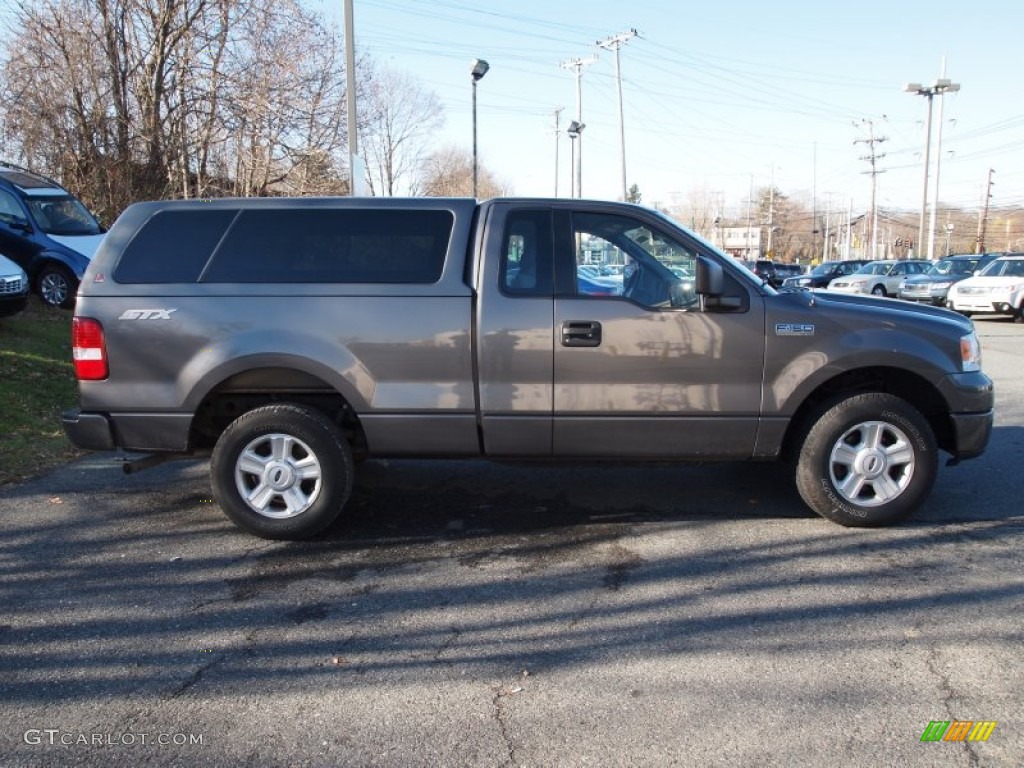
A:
[
  {"left": 781, "top": 259, "right": 870, "bottom": 290},
  {"left": 0, "top": 252, "right": 29, "bottom": 317},
  {"left": 773, "top": 263, "right": 806, "bottom": 283},
  {"left": 947, "top": 254, "right": 1024, "bottom": 321},
  {"left": 827, "top": 259, "right": 931, "bottom": 297},
  {"left": 898, "top": 253, "right": 1001, "bottom": 306},
  {"left": 576, "top": 269, "right": 622, "bottom": 296},
  {"left": 0, "top": 161, "right": 105, "bottom": 308},
  {"left": 747, "top": 259, "right": 780, "bottom": 287}
]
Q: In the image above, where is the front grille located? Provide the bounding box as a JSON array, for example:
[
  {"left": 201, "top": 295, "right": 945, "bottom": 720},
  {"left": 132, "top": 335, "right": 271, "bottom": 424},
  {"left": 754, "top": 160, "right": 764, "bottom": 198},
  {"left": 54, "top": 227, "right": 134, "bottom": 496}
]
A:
[
  {"left": 957, "top": 286, "right": 989, "bottom": 296},
  {"left": 0, "top": 277, "right": 24, "bottom": 295}
]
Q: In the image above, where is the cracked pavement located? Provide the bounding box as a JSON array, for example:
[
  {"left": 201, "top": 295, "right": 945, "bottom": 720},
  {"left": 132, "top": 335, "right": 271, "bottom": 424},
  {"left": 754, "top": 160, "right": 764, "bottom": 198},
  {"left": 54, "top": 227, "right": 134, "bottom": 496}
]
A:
[{"left": 1, "top": 318, "right": 1022, "bottom": 767}]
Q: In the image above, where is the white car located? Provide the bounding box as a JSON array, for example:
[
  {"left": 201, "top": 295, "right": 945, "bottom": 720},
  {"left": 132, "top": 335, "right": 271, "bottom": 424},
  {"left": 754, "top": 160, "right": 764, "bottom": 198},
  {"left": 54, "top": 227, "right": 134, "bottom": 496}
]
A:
[
  {"left": 946, "top": 254, "right": 1024, "bottom": 322},
  {"left": 0, "top": 252, "right": 30, "bottom": 317},
  {"left": 827, "top": 259, "right": 931, "bottom": 297}
]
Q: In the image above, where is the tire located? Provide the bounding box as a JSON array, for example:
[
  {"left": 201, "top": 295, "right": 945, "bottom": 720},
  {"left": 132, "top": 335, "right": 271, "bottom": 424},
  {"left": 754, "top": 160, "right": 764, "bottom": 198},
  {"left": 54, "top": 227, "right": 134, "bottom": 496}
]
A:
[
  {"left": 37, "top": 263, "right": 77, "bottom": 309},
  {"left": 870, "top": 284, "right": 886, "bottom": 297},
  {"left": 795, "top": 393, "right": 937, "bottom": 527},
  {"left": 210, "top": 404, "right": 354, "bottom": 540}
]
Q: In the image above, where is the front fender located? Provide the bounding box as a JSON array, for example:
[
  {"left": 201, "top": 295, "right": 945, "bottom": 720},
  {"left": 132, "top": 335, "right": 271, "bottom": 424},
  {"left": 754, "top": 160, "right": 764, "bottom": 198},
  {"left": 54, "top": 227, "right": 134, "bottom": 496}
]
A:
[{"left": 767, "top": 325, "right": 961, "bottom": 416}]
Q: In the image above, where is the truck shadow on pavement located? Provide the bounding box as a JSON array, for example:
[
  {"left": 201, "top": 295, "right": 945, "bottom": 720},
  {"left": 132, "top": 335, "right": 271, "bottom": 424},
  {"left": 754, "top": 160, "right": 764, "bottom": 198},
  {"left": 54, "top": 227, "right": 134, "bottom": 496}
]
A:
[{"left": 0, "top": 426, "right": 1021, "bottom": 710}]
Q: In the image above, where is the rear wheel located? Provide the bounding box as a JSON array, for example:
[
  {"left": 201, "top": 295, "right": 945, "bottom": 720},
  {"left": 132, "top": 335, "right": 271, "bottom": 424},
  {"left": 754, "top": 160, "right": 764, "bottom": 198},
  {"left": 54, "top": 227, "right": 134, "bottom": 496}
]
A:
[
  {"left": 210, "top": 404, "right": 354, "bottom": 539},
  {"left": 795, "top": 393, "right": 937, "bottom": 527},
  {"left": 37, "top": 264, "right": 77, "bottom": 308}
]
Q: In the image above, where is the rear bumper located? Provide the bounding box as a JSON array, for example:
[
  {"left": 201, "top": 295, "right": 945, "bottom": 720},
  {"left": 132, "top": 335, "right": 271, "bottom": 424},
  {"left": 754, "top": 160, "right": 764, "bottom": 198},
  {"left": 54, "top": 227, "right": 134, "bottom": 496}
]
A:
[
  {"left": 62, "top": 409, "right": 193, "bottom": 452},
  {"left": 62, "top": 409, "right": 116, "bottom": 450}
]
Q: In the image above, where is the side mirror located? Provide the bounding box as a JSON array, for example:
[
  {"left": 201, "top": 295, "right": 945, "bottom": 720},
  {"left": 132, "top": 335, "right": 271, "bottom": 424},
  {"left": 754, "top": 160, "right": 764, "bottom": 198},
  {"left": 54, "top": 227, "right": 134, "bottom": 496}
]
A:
[{"left": 696, "top": 256, "right": 723, "bottom": 296}]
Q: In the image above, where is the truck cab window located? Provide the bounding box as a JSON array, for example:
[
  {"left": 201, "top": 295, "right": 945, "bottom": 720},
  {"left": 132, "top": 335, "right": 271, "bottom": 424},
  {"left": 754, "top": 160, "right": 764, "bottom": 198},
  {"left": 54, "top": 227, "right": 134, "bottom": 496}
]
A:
[
  {"left": 571, "top": 212, "right": 699, "bottom": 309},
  {"left": 501, "top": 210, "right": 553, "bottom": 296}
]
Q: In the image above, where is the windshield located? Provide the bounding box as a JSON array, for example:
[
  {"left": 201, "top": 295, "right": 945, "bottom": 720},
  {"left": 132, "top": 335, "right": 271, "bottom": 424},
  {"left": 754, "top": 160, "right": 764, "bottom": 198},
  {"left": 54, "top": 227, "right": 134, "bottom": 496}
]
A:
[
  {"left": 928, "top": 258, "right": 977, "bottom": 276},
  {"left": 810, "top": 262, "right": 839, "bottom": 276},
  {"left": 24, "top": 196, "right": 102, "bottom": 235},
  {"left": 980, "top": 258, "right": 1024, "bottom": 278}
]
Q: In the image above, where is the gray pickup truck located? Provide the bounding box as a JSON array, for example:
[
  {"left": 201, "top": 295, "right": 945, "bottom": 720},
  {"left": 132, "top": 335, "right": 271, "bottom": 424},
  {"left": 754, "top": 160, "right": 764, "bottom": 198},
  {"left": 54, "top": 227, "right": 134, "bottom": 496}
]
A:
[{"left": 63, "top": 198, "right": 993, "bottom": 539}]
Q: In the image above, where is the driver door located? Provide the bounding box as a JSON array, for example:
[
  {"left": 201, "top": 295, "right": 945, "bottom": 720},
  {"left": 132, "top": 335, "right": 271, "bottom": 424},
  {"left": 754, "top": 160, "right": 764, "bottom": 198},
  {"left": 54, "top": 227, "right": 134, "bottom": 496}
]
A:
[{"left": 552, "top": 208, "right": 765, "bottom": 458}]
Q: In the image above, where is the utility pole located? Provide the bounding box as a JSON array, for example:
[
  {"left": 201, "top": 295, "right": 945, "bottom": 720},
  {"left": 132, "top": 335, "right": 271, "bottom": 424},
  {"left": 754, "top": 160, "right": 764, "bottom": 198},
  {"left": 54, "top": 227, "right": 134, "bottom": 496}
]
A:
[
  {"left": 597, "top": 29, "right": 638, "bottom": 201},
  {"left": 552, "top": 107, "right": 564, "bottom": 196},
  {"left": 812, "top": 142, "right": 817, "bottom": 262},
  {"left": 745, "top": 175, "right": 753, "bottom": 261},
  {"left": 821, "top": 194, "right": 831, "bottom": 263},
  {"left": 854, "top": 119, "right": 886, "bottom": 259},
  {"left": 845, "top": 199, "right": 853, "bottom": 259},
  {"left": 560, "top": 56, "right": 597, "bottom": 199},
  {"left": 976, "top": 168, "right": 995, "bottom": 253},
  {"left": 343, "top": 0, "right": 362, "bottom": 195}
]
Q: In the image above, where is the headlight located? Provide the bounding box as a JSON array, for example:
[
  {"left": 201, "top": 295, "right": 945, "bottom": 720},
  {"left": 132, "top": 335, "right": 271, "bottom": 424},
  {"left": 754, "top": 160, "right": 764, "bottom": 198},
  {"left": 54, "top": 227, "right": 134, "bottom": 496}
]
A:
[
  {"left": 960, "top": 332, "right": 982, "bottom": 372},
  {"left": 932, "top": 281, "right": 952, "bottom": 289}
]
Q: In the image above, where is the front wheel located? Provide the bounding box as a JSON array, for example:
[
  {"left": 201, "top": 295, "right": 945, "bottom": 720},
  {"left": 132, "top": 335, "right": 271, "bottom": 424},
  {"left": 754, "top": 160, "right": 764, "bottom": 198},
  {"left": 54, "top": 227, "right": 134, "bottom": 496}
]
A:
[
  {"left": 37, "top": 264, "right": 77, "bottom": 308},
  {"left": 870, "top": 284, "right": 886, "bottom": 297},
  {"left": 795, "top": 393, "right": 937, "bottom": 527},
  {"left": 210, "top": 404, "right": 354, "bottom": 539}
]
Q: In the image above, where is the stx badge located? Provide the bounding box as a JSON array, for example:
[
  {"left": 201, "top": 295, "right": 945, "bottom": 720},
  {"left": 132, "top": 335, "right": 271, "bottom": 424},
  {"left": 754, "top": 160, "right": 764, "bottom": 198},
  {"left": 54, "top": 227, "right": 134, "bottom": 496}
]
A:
[{"left": 118, "top": 309, "right": 178, "bottom": 320}]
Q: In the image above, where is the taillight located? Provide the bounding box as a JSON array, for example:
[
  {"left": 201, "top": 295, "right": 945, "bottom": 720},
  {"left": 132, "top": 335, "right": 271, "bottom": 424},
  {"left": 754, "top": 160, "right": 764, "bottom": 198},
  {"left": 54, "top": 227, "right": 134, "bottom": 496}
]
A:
[{"left": 72, "top": 317, "right": 108, "bottom": 380}]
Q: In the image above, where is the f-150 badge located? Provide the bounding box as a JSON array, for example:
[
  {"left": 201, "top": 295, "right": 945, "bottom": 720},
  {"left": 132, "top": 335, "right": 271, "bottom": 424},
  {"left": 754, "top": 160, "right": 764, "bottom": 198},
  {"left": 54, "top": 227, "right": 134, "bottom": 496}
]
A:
[{"left": 775, "top": 323, "right": 814, "bottom": 336}]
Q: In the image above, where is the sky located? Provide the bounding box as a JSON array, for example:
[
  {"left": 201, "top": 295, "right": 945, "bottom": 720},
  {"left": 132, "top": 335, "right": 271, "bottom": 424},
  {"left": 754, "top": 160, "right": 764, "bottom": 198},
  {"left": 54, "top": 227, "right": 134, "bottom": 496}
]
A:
[{"left": 327, "top": 0, "right": 1024, "bottom": 222}]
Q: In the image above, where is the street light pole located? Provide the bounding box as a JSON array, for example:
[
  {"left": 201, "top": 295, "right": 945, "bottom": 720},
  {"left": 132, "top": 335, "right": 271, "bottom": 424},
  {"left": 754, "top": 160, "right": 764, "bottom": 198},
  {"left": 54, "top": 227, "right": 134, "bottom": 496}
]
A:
[
  {"left": 567, "top": 121, "right": 585, "bottom": 198},
  {"left": 560, "top": 56, "right": 597, "bottom": 199},
  {"left": 905, "top": 77, "right": 960, "bottom": 258},
  {"left": 470, "top": 59, "right": 489, "bottom": 198}
]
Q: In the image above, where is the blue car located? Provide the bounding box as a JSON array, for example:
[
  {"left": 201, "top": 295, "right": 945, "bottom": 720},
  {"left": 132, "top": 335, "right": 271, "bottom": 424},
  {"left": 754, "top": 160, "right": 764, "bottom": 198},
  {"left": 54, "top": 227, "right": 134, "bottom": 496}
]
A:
[
  {"left": 0, "top": 162, "right": 105, "bottom": 308},
  {"left": 576, "top": 269, "right": 621, "bottom": 296}
]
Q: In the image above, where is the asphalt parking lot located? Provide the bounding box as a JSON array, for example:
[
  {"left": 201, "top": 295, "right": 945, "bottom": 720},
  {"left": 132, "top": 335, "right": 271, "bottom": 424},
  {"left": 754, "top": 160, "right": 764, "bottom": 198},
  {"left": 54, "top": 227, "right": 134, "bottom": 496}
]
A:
[{"left": 1, "top": 317, "right": 1022, "bottom": 767}]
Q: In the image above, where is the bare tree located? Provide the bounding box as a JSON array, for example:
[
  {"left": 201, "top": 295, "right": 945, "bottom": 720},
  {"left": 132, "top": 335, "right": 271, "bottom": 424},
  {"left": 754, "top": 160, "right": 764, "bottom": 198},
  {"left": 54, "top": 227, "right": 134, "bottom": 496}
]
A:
[
  {"left": 669, "top": 185, "right": 720, "bottom": 241},
  {"left": 0, "top": 0, "right": 360, "bottom": 216},
  {"left": 415, "top": 145, "right": 507, "bottom": 198},
  {"left": 360, "top": 66, "right": 444, "bottom": 196},
  {"left": 220, "top": 0, "right": 349, "bottom": 197}
]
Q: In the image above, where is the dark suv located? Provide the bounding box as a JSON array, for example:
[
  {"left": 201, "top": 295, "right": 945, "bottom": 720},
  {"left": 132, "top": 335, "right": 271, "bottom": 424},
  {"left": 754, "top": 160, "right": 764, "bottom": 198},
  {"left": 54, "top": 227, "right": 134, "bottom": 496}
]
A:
[
  {"left": 781, "top": 259, "right": 871, "bottom": 290},
  {"left": 0, "top": 162, "right": 105, "bottom": 307}
]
